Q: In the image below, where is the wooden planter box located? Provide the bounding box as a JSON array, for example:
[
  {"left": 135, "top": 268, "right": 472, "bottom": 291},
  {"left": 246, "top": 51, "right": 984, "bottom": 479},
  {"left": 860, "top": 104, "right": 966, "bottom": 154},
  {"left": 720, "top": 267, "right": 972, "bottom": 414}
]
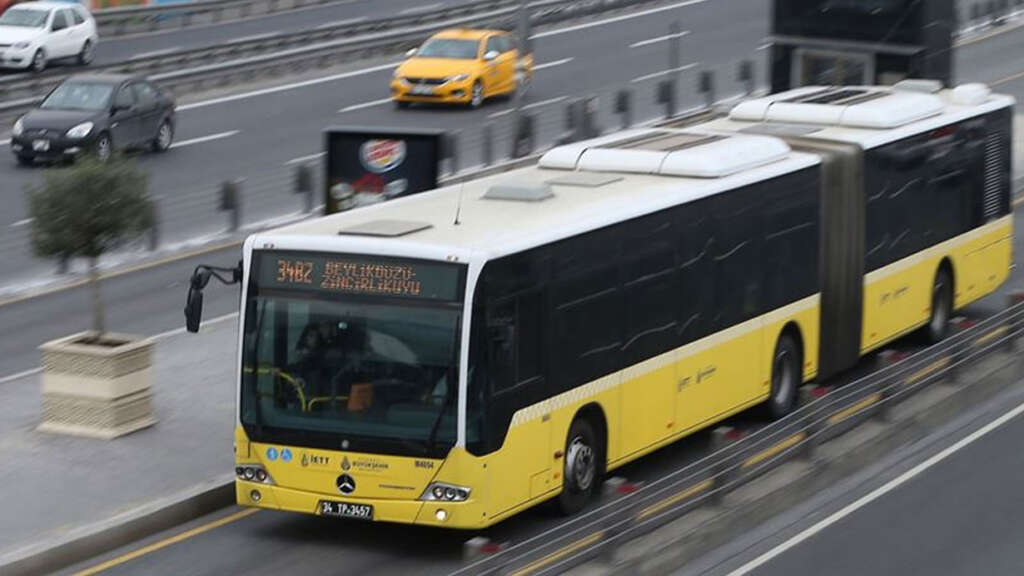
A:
[{"left": 38, "top": 332, "right": 157, "bottom": 439}]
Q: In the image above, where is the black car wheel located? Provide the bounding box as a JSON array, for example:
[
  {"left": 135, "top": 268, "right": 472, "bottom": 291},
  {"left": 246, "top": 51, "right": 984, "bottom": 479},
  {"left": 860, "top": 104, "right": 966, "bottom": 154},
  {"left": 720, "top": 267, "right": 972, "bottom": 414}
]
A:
[
  {"left": 31, "top": 49, "right": 46, "bottom": 73},
  {"left": 94, "top": 133, "right": 112, "bottom": 162},
  {"left": 15, "top": 154, "right": 33, "bottom": 167},
  {"left": 393, "top": 99, "right": 410, "bottom": 110},
  {"left": 78, "top": 40, "right": 94, "bottom": 66},
  {"left": 152, "top": 120, "right": 173, "bottom": 152}
]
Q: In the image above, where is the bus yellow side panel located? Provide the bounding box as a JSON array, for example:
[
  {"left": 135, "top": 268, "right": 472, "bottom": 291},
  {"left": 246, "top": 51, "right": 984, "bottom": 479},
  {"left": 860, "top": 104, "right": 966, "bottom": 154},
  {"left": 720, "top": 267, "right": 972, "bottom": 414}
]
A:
[
  {"left": 619, "top": 355, "right": 677, "bottom": 459},
  {"left": 862, "top": 216, "right": 1013, "bottom": 353},
  {"left": 485, "top": 403, "right": 552, "bottom": 518}
]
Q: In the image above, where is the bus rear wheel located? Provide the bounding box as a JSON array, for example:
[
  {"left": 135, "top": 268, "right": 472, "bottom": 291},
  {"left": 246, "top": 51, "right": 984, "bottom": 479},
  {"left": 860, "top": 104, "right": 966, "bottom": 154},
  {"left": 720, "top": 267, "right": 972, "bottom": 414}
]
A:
[
  {"left": 767, "top": 333, "right": 800, "bottom": 420},
  {"left": 926, "top": 267, "right": 953, "bottom": 344},
  {"left": 558, "top": 418, "right": 600, "bottom": 515}
]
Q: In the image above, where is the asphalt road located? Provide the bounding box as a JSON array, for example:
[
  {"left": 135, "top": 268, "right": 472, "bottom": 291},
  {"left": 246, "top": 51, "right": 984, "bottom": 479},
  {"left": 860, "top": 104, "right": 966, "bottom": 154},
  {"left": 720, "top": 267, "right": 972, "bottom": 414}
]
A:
[
  {"left": 676, "top": 378, "right": 1024, "bottom": 576},
  {"left": 1, "top": 0, "right": 426, "bottom": 69},
  {"left": 3, "top": 1, "right": 1022, "bottom": 295}
]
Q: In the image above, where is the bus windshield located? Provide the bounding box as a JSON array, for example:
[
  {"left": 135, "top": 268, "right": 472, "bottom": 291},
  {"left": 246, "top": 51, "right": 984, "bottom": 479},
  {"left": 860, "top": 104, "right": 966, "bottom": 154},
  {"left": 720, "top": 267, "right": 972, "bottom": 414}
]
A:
[{"left": 240, "top": 253, "right": 464, "bottom": 457}]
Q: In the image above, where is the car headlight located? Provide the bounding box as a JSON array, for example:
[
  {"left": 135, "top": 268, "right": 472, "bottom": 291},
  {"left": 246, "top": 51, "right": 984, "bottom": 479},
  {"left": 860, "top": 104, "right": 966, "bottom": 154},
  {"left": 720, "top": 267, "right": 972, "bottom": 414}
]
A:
[
  {"left": 420, "top": 482, "right": 471, "bottom": 502},
  {"left": 66, "top": 122, "right": 94, "bottom": 139},
  {"left": 445, "top": 74, "right": 469, "bottom": 83},
  {"left": 12, "top": 41, "right": 30, "bottom": 50},
  {"left": 12, "top": 118, "right": 24, "bottom": 137}
]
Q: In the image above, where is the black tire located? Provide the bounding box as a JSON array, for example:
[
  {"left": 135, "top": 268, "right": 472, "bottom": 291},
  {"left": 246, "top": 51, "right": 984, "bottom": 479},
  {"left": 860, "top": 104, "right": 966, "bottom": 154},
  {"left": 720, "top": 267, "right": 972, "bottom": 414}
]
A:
[
  {"left": 15, "top": 154, "right": 33, "bottom": 167},
  {"left": 78, "top": 40, "right": 94, "bottom": 66},
  {"left": 30, "top": 49, "right": 46, "bottom": 73},
  {"left": 393, "top": 99, "right": 410, "bottom": 110},
  {"left": 152, "top": 120, "right": 173, "bottom": 152},
  {"left": 558, "top": 417, "right": 601, "bottom": 516},
  {"left": 93, "top": 132, "right": 112, "bottom": 163},
  {"left": 925, "top": 267, "right": 953, "bottom": 344},
  {"left": 767, "top": 333, "right": 800, "bottom": 420},
  {"left": 469, "top": 80, "right": 484, "bottom": 109}
]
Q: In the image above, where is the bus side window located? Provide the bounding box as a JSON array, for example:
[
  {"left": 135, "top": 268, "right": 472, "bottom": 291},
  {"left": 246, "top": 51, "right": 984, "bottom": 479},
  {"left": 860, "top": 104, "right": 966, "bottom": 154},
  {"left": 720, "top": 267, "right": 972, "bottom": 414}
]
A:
[{"left": 487, "top": 298, "right": 517, "bottom": 392}]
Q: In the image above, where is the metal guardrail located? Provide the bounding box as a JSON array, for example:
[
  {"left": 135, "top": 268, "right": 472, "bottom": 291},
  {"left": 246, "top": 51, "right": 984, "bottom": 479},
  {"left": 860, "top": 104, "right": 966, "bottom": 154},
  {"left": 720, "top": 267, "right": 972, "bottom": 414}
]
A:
[
  {"left": 456, "top": 299, "right": 1024, "bottom": 576},
  {"left": 0, "top": 0, "right": 664, "bottom": 119},
  {"left": 93, "top": 0, "right": 351, "bottom": 37}
]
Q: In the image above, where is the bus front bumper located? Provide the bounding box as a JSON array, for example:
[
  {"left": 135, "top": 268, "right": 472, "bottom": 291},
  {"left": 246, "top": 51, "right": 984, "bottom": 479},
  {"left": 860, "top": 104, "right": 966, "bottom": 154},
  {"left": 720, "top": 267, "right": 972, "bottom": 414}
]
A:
[{"left": 236, "top": 480, "right": 481, "bottom": 529}]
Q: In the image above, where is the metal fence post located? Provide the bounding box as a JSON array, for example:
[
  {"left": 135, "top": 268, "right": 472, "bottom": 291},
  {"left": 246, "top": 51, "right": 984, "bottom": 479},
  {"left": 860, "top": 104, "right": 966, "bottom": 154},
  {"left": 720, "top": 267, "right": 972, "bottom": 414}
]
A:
[
  {"left": 738, "top": 60, "right": 754, "bottom": 96},
  {"left": 57, "top": 253, "right": 69, "bottom": 275},
  {"left": 511, "top": 113, "right": 535, "bottom": 158},
  {"left": 582, "top": 95, "right": 600, "bottom": 139},
  {"left": 446, "top": 130, "right": 460, "bottom": 175},
  {"left": 657, "top": 80, "right": 676, "bottom": 119},
  {"left": 221, "top": 179, "right": 242, "bottom": 232},
  {"left": 294, "top": 164, "right": 314, "bottom": 214},
  {"left": 615, "top": 89, "right": 633, "bottom": 129},
  {"left": 148, "top": 195, "right": 160, "bottom": 251},
  {"left": 699, "top": 70, "right": 716, "bottom": 109},
  {"left": 1007, "top": 290, "right": 1024, "bottom": 352},
  {"left": 482, "top": 123, "right": 494, "bottom": 167}
]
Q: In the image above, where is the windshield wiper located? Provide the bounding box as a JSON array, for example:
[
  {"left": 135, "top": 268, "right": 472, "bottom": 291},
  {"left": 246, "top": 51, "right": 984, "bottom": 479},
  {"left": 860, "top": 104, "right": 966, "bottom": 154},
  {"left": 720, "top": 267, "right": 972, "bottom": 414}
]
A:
[{"left": 425, "top": 315, "right": 461, "bottom": 452}]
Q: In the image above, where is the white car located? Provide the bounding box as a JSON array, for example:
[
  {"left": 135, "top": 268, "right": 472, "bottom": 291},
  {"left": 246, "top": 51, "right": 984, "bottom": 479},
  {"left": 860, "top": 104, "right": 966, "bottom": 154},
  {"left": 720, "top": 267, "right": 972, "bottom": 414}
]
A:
[{"left": 0, "top": 1, "right": 97, "bottom": 72}]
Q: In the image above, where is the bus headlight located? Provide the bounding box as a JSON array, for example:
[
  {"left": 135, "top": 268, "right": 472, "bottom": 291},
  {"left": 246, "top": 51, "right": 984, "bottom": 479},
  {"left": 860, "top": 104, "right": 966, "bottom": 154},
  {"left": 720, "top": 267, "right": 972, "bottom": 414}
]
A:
[
  {"left": 421, "top": 482, "right": 470, "bottom": 502},
  {"left": 236, "top": 465, "right": 274, "bottom": 485}
]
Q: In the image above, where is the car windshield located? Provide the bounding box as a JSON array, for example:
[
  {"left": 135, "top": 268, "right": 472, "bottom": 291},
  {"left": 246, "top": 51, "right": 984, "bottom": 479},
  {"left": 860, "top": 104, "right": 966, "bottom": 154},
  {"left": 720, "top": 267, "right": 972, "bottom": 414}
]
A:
[
  {"left": 241, "top": 293, "right": 463, "bottom": 454},
  {"left": 0, "top": 8, "right": 49, "bottom": 28},
  {"left": 41, "top": 82, "right": 114, "bottom": 112},
  {"left": 415, "top": 38, "right": 479, "bottom": 60}
]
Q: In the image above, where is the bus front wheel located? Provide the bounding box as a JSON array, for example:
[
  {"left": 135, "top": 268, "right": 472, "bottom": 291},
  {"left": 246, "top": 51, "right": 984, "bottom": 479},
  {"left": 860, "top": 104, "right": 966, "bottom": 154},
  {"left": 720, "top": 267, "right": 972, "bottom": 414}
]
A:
[
  {"left": 767, "top": 333, "right": 800, "bottom": 419},
  {"left": 558, "top": 418, "right": 600, "bottom": 515}
]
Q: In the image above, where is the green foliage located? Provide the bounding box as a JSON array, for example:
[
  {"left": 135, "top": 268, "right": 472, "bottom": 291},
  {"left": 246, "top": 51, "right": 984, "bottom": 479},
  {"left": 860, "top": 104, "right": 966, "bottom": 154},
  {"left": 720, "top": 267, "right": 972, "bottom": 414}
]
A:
[{"left": 27, "top": 157, "right": 153, "bottom": 260}]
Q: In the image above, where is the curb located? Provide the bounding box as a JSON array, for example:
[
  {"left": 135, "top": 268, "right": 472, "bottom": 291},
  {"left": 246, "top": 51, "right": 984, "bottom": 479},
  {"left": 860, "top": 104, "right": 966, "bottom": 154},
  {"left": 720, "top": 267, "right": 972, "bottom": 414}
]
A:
[
  {"left": 575, "top": 344, "right": 1024, "bottom": 575},
  {"left": 0, "top": 475, "right": 235, "bottom": 576}
]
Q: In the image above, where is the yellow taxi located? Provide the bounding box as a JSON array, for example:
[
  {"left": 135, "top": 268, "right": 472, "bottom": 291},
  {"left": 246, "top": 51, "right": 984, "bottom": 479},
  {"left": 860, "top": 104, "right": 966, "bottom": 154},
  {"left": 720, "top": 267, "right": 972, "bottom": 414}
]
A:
[{"left": 391, "top": 28, "right": 533, "bottom": 109}]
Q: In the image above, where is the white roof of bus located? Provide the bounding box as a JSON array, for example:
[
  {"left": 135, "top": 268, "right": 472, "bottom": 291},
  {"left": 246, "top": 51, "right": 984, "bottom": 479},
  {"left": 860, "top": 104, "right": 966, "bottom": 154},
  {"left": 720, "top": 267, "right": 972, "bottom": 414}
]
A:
[
  {"left": 257, "top": 128, "right": 819, "bottom": 262},
  {"left": 702, "top": 82, "right": 1015, "bottom": 149}
]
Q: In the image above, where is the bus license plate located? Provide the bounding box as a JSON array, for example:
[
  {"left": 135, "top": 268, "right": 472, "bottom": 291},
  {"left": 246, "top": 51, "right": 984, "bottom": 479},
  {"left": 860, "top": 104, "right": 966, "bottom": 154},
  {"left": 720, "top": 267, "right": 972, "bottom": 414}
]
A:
[{"left": 318, "top": 500, "right": 373, "bottom": 520}]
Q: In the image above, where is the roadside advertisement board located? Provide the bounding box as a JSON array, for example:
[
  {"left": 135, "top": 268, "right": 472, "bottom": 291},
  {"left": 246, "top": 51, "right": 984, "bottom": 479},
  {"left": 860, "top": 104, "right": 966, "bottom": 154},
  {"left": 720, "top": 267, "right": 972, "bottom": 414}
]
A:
[{"left": 323, "top": 127, "right": 444, "bottom": 215}]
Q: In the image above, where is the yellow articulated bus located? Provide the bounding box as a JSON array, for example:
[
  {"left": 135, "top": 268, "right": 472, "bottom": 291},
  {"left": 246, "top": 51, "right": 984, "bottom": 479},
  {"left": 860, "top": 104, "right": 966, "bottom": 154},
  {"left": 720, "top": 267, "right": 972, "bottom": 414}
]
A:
[{"left": 184, "top": 82, "right": 1013, "bottom": 529}]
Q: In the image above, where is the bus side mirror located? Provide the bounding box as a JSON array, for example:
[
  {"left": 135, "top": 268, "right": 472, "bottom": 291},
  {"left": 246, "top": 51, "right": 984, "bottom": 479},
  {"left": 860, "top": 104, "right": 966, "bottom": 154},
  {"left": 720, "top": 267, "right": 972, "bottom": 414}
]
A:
[
  {"left": 185, "top": 285, "right": 204, "bottom": 333},
  {"left": 184, "top": 268, "right": 212, "bottom": 333}
]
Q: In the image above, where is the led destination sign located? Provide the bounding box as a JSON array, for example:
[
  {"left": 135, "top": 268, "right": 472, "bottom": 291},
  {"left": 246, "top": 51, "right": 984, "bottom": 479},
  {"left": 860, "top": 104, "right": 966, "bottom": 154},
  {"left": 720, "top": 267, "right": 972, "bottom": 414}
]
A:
[{"left": 256, "top": 252, "right": 462, "bottom": 301}]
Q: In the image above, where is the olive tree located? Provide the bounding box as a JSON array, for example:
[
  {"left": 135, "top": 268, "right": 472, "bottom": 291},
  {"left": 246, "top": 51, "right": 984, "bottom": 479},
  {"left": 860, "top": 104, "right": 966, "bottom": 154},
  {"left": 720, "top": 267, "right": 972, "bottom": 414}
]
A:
[{"left": 27, "top": 157, "right": 153, "bottom": 337}]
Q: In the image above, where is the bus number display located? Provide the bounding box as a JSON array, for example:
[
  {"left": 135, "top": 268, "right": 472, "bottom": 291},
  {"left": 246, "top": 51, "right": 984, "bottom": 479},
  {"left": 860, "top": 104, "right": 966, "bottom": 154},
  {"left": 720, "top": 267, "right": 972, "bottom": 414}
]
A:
[
  {"left": 257, "top": 252, "right": 461, "bottom": 301},
  {"left": 276, "top": 260, "right": 314, "bottom": 284}
]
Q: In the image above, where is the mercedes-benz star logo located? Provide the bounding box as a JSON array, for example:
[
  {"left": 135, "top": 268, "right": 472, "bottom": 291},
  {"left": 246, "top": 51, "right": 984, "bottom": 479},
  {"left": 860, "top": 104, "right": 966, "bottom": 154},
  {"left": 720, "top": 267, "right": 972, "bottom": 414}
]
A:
[{"left": 337, "top": 474, "right": 356, "bottom": 495}]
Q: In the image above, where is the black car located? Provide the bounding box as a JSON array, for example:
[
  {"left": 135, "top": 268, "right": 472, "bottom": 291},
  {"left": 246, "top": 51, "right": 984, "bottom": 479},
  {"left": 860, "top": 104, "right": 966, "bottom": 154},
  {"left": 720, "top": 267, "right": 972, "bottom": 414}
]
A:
[{"left": 10, "top": 73, "right": 175, "bottom": 166}]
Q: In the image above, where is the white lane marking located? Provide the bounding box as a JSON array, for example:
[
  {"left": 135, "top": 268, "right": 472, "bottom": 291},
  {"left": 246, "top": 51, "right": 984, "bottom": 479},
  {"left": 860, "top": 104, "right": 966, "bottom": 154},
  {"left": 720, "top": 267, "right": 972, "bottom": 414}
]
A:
[
  {"left": 231, "top": 32, "right": 277, "bottom": 43},
  {"left": 727, "top": 397, "right": 1024, "bottom": 575},
  {"left": 531, "top": 0, "right": 707, "bottom": 39},
  {"left": 0, "top": 367, "right": 41, "bottom": 385},
  {"left": 175, "top": 62, "right": 401, "bottom": 112},
  {"left": 630, "top": 62, "right": 699, "bottom": 83},
  {"left": 399, "top": 3, "right": 442, "bottom": 14},
  {"left": 0, "top": 139, "right": 10, "bottom": 147},
  {"left": 629, "top": 30, "right": 690, "bottom": 49},
  {"left": 0, "top": 312, "right": 240, "bottom": 385},
  {"left": 338, "top": 97, "right": 393, "bottom": 113},
  {"left": 487, "top": 96, "right": 567, "bottom": 119},
  {"left": 131, "top": 47, "right": 180, "bottom": 60},
  {"left": 534, "top": 57, "right": 574, "bottom": 70},
  {"left": 169, "top": 130, "right": 240, "bottom": 149},
  {"left": 285, "top": 152, "right": 325, "bottom": 166},
  {"left": 316, "top": 16, "right": 366, "bottom": 29},
  {"left": 756, "top": 42, "right": 772, "bottom": 51},
  {"left": 11, "top": 218, "right": 33, "bottom": 228}
]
